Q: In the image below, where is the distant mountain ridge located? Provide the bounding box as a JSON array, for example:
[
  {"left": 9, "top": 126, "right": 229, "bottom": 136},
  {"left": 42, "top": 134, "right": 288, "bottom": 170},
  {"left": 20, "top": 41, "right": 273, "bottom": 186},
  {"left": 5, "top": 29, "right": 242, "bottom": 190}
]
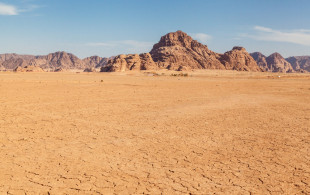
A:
[
  {"left": 0, "top": 52, "right": 112, "bottom": 71},
  {"left": 286, "top": 56, "right": 310, "bottom": 72},
  {"left": 250, "top": 52, "right": 309, "bottom": 73},
  {"left": 0, "top": 30, "right": 309, "bottom": 73}
]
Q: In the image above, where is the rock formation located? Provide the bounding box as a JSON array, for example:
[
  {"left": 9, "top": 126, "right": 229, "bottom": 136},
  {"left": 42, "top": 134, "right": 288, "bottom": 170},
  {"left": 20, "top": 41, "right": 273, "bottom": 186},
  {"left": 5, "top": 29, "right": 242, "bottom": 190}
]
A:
[
  {"left": 251, "top": 52, "right": 296, "bottom": 73},
  {"left": 83, "top": 67, "right": 97, "bottom": 72},
  {"left": 219, "top": 47, "right": 261, "bottom": 71},
  {"left": 250, "top": 52, "right": 268, "bottom": 71},
  {"left": 150, "top": 31, "right": 225, "bottom": 70},
  {"left": 103, "top": 31, "right": 260, "bottom": 72},
  {"left": 14, "top": 65, "right": 44, "bottom": 72},
  {"left": 1, "top": 58, "right": 30, "bottom": 70},
  {"left": 102, "top": 53, "right": 157, "bottom": 72},
  {"left": 286, "top": 56, "right": 310, "bottom": 72},
  {"left": 266, "top": 53, "right": 294, "bottom": 73},
  {"left": 82, "top": 56, "right": 110, "bottom": 68}
]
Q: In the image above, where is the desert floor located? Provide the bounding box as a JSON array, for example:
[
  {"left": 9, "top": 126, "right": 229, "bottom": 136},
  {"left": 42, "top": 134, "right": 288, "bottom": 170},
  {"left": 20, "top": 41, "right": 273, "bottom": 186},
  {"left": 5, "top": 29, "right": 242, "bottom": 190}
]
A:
[{"left": 0, "top": 71, "right": 309, "bottom": 194}]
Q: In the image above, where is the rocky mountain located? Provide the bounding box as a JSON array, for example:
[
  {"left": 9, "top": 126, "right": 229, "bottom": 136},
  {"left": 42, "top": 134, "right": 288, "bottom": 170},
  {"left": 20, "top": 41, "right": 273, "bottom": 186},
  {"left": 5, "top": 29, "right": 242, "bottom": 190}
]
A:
[
  {"left": 29, "top": 52, "right": 85, "bottom": 71},
  {"left": 286, "top": 56, "right": 310, "bottom": 72},
  {"left": 1, "top": 58, "right": 30, "bottom": 70},
  {"left": 102, "top": 53, "right": 157, "bottom": 72},
  {"left": 82, "top": 56, "right": 112, "bottom": 68},
  {"left": 0, "top": 53, "right": 35, "bottom": 61},
  {"left": 250, "top": 52, "right": 268, "bottom": 71},
  {"left": 265, "top": 53, "right": 294, "bottom": 73},
  {"left": 104, "top": 31, "right": 260, "bottom": 72},
  {"left": 219, "top": 47, "right": 261, "bottom": 71},
  {"left": 0, "top": 52, "right": 111, "bottom": 71},
  {"left": 250, "top": 52, "right": 295, "bottom": 73},
  {"left": 149, "top": 30, "right": 225, "bottom": 71}
]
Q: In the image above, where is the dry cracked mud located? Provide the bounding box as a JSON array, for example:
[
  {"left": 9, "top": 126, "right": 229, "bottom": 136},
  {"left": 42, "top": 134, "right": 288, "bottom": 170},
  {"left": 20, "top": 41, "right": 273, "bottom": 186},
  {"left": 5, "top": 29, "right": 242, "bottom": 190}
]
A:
[{"left": 0, "top": 71, "right": 309, "bottom": 194}]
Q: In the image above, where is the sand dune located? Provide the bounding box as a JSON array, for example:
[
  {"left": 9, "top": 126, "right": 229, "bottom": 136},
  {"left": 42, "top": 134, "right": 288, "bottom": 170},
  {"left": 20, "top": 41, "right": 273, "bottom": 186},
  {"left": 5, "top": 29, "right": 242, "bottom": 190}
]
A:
[{"left": 0, "top": 71, "right": 309, "bottom": 194}]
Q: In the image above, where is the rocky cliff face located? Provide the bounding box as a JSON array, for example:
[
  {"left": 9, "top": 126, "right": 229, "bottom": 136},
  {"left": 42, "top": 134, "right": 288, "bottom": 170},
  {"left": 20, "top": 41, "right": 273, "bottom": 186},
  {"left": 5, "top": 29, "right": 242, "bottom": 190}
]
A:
[
  {"left": 266, "top": 53, "right": 294, "bottom": 73},
  {"left": 219, "top": 47, "right": 261, "bottom": 71},
  {"left": 102, "top": 53, "right": 157, "bottom": 72},
  {"left": 286, "top": 56, "right": 310, "bottom": 72},
  {"left": 150, "top": 31, "right": 225, "bottom": 70},
  {"left": 250, "top": 52, "right": 268, "bottom": 71}
]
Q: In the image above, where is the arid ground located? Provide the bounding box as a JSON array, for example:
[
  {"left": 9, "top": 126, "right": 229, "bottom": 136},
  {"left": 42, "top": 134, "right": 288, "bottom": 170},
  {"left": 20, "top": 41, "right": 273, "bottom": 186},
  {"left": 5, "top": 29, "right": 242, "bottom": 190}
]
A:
[{"left": 0, "top": 71, "right": 309, "bottom": 194}]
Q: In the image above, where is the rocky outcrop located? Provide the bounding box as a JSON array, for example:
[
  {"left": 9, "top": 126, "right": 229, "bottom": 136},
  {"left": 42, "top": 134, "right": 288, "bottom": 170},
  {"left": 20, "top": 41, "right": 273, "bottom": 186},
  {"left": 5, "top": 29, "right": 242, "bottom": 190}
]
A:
[
  {"left": 266, "top": 53, "right": 294, "bottom": 73},
  {"left": 0, "top": 58, "right": 30, "bottom": 70},
  {"left": 14, "top": 65, "right": 44, "bottom": 72},
  {"left": 101, "top": 53, "right": 157, "bottom": 72},
  {"left": 54, "top": 68, "right": 65, "bottom": 72},
  {"left": 286, "top": 56, "right": 310, "bottom": 72},
  {"left": 251, "top": 52, "right": 296, "bottom": 73},
  {"left": 219, "top": 47, "right": 261, "bottom": 71},
  {"left": 150, "top": 31, "right": 225, "bottom": 71},
  {"left": 82, "top": 56, "right": 110, "bottom": 68},
  {"left": 31, "top": 51, "right": 85, "bottom": 71},
  {"left": 84, "top": 67, "right": 96, "bottom": 72},
  {"left": 250, "top": 52, "right": 268, "bottom": 71},
  {"left": 103, "top": 31, "right": 260, "bottom": 72}
]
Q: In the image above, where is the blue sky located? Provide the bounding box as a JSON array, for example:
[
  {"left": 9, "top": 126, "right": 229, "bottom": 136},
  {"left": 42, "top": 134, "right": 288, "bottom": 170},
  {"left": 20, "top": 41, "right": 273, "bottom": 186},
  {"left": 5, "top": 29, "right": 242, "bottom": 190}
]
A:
[{"left": 1, "top": 0, "right": 310, "bottom": 58}]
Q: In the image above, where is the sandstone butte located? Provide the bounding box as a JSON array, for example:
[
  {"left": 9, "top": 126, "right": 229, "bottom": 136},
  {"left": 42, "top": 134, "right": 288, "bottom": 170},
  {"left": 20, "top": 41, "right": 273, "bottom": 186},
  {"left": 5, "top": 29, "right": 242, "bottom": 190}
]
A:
[{"left": 102, "top": 31, "right": 261, "bottom": 72}]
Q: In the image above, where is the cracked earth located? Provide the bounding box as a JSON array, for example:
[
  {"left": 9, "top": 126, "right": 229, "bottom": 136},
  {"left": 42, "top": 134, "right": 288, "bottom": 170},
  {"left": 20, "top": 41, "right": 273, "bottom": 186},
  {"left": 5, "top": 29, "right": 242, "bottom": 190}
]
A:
[{"left": 0, "top": 71, "right": 309, "bottom": 194}]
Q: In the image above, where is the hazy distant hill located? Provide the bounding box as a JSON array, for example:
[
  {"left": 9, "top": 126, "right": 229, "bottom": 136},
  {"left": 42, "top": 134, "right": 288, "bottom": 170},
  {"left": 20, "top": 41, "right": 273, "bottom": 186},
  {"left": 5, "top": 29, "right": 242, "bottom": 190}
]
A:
[
  {"left": 250, "top": 52, "right": 303, "bottom": 73},
  {"left": 0, "top": 52, "right": 111, "bottom": 71},
  {"left": 286, "top": 56, "right": 310, "bottom": 72}
]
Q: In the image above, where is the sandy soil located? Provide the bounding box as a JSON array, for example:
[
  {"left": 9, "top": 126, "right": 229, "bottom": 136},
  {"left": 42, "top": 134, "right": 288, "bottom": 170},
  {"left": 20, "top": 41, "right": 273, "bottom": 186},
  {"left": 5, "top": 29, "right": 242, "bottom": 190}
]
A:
[{"left": 0, "top": 71, "right": 309, "bottom": 194}]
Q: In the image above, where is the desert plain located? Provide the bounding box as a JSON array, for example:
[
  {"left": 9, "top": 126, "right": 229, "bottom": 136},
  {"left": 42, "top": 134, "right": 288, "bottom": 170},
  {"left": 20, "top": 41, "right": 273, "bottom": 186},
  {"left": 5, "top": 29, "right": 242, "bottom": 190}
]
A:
[{"left": 0, "top": 70, "right": 309, "bottom": 194}]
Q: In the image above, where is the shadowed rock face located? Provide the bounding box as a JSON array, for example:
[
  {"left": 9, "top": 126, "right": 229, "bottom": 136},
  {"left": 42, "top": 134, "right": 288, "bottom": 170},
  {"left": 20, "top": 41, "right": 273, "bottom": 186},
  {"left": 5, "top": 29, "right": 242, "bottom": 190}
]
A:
[
  {"left": 219, "top": 47, "right": 261, "bottom": 71},
  {"left": 150, "top": 31, "right": 225, "bottom": 70},
  {"left": 286, "top": 56, "right": 310, "bottom": 72},
  {"left": 266, "top": 53, "right": 294, "bottom": 73},
  {"left": 250, "top": 52, "right": 268, "bottom": 71}
]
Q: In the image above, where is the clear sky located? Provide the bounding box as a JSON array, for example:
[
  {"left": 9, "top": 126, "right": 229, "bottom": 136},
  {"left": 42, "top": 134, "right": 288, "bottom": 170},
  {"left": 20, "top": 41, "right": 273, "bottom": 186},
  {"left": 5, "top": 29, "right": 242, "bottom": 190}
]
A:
[{"left": 1, "top": 0, "right": 310, "bottom": 58}]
